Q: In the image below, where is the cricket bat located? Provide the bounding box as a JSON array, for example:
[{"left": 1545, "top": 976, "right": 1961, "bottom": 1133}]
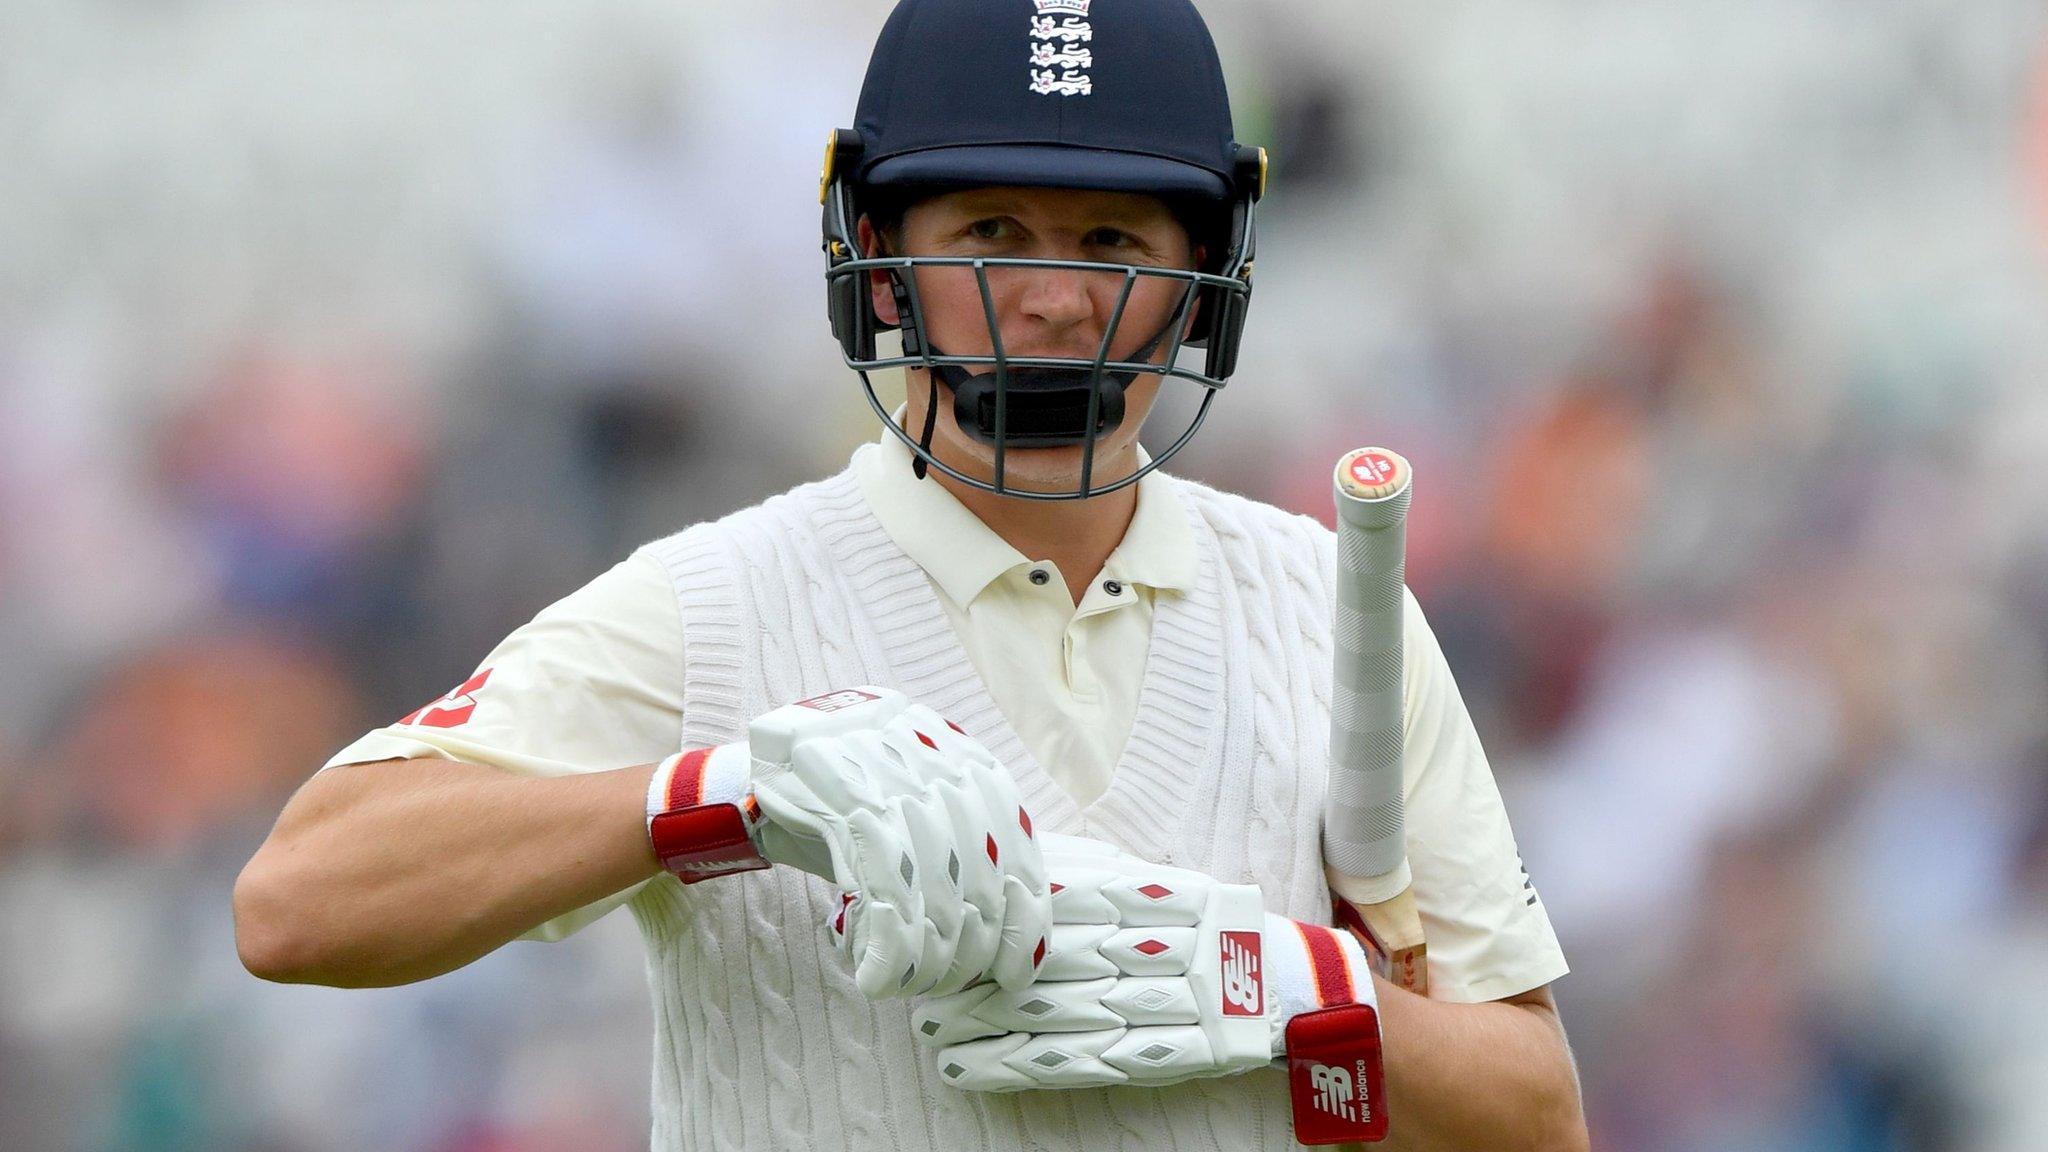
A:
[{"left": 1326, "top": 447, "right": 1427, "bottom": 997}]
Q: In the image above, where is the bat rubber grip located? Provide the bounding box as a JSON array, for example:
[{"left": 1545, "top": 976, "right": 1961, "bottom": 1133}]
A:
[{"left": 1328, "top": 448, "right": 1411, "bottom": 883}]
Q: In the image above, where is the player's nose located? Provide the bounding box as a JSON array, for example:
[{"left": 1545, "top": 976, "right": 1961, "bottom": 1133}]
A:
[{"left": 1015, "top": 265, "right": 1097, "bottom": 330}]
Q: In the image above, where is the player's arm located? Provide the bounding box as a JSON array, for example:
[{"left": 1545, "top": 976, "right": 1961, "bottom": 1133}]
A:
[
  {"left": 237, "top": 699, "right": 1058, "bottom": 998},
  {"left": 234, "top": 557, "right": 1050, "bottom": 994},
  {"left": 236, "top": 554, "right": 685, "bottom": 987},
  {"left": 241, "top": 680, "right": 1064, "bottom": 988},
  {"left": 238, "top": 687, "right": 1053, "bottom": 994},
  {"left": 1369, "top": 979, "right": 1587, "bottom": 1152},
  {"left": 234, "top": 754, "right": 660, "bottom": 988}
]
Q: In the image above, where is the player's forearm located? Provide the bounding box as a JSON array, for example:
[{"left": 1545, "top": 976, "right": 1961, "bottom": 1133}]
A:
[
  {"left": 1373, "top": 980, "right": 1588, "bottom": 1152},
  {"left": 233, "top": 757, "right": 659, "bottom": 988}
]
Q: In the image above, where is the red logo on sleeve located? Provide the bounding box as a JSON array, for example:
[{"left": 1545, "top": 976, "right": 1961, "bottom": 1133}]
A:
[{"left": 398, "top": 668, "right": 493, "bottom": 728}]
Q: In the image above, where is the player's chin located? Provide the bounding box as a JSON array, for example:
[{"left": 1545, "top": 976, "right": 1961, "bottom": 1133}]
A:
[{"left": 955, "top": 439, "right": 1141, "bottom": 495}]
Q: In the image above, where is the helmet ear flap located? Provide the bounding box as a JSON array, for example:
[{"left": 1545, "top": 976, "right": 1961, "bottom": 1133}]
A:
[
  {"left": 1191, "top": 144, "right": 1264, "bottom": 379},
  {"left": 827, "top": 263, "right": 878, "bottom": 362},
  {"left": 822, "top": 128, "right": 877, "bottom": 360},
  {"left": 1181, "top": 270, "right": 1252, "bottom": 377},
  {"left": 1201, "top": 278, "right": 1251, "bottom": 381},
  {"left": 1235, "top": 145, "right": 1269, "bottom": 204}
]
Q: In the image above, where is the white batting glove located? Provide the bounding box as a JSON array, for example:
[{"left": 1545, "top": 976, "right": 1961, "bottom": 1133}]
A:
[
  {"left": 910, "top": 834, "right": 1387, "bottom": 1145},
  {"left": 645, "top": 687, "right": 1050, "bottom": 1000}
]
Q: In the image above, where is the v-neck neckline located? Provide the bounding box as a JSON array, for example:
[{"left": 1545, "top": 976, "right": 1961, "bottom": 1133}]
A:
[{"left": 811, "top": 469, "right": 1228, "bottom": 860}]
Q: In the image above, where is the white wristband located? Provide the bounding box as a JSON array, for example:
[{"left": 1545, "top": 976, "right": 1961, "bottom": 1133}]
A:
[{"left": 645, "top": 744, "right": 765, "bottom": 883}]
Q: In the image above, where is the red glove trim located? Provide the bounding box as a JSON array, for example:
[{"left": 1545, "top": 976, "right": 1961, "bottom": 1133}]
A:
[
  {"left": 1285, "top": 1003, "right": 1388, "bottom": 1144},
  {"left": 664, "top": 748, "right": 714, "bottom": 810},
  {"left": 649, "top": 749, "right": 768, "bottom": 884},
  {"left": 1294, "top": 922, "right": 1360, "bottom": 1007}
]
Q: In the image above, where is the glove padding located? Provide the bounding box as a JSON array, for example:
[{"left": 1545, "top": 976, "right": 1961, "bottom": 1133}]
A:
[
  {"left": 911, "top": 834, "right": 1388, "bottom": 1144},
  {"left": 654, "top": 687, "right": 1050, "bottom": 1000}
]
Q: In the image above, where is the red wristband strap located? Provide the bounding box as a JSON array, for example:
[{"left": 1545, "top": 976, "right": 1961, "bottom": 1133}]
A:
[
  {"left": 1283, "top": 923, "right": 1388, "bottom": 1144},
  {"left": 648, "top": 748, "right": 769, "bottom": 884},
  {"left": 1285, "top": 1004, "right": 1387, "bottom": 1145}
]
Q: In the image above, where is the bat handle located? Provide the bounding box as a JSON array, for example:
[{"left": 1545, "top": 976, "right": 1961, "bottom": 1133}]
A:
[{"left": 1331, "top": 881, "right": 1429, "bottom": 998}]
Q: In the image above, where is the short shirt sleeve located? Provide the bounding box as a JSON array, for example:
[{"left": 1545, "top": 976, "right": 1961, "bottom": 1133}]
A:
[
  {"left": 1395, "top": 588, "right": 1570, "bottom": 1002},
  {"left": 323, "top": 549, "right": 685, "bottom": 941}
]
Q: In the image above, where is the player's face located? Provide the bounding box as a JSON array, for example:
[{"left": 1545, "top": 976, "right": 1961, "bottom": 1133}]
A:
[{"left": 860, "top": 186, "right": 1201, "bottom": 495}]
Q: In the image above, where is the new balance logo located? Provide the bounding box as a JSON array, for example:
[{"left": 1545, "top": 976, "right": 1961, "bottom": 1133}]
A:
[
  {"left": 1308, "top": 1063, "right": 1357, "bottom": 1121},
  {"left": 1220, "top": 931, "right": 1263, "bottom": 1017},
  {"left": 794, "top": 688, "right": 880, "bottom": 713}
]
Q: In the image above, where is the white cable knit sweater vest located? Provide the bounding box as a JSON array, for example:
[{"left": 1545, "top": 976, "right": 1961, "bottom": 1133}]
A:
[{"left": 632, "top": 464, "right": 1341, "bottom": 1152}]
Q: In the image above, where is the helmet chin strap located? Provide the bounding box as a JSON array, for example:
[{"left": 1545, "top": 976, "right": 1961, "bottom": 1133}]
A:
[{"left": 890, "top": 272, "right": 1178, "bottom": 484}]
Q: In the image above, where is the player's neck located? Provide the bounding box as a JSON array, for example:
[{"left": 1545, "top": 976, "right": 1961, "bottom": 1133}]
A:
[{"left": 933, "top": 466, "right": 1138, "bottom": 607}]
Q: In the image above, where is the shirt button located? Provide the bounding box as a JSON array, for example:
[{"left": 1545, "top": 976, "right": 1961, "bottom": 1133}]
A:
[
  {"left": 1029, "top": 569, "right": 1051, "bottom": 586},
  {"left": 1103, "top": 580, "right": 1123, "bottom": 596}
]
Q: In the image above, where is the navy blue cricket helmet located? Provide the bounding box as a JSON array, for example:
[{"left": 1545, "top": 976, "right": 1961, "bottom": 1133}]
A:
[{"left": 822, "top": 0, "right": 1267, "bottom": 499}]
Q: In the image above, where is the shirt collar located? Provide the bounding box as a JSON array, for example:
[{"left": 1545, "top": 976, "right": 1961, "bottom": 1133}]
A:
[
  {"left": 853, "top": 414, "right": 1198, "bottom": 607},
  {"left": 1106, "top": 457, "right": 1199, "bottom": 594}
]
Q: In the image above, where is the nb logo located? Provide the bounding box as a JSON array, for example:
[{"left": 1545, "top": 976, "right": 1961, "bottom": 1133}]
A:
[
  {"left": 1219, "top": 931, "right": 1262, "bottom": 1017},
  {"left": 795, "top": 688, "right": 880, "bottom": 713},
  {"left": 1309, "top": 1063, "right": 1357, "bottom": 1121}
]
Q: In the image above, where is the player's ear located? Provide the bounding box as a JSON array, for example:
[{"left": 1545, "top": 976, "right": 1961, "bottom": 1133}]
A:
[
  {"left": 1181, "top": 243, "right": 1209, "bottom": 338},
  {"left": 871, "top": 272, "right": 902, "bottom": 327},
  {"left": 857, "top": 215, "right": 903, "bottom": 326}
]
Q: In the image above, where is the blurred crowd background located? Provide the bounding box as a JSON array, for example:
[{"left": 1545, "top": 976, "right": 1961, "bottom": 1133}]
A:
[{"left": 4, "top": 1, "right": 2047, "bottom": 1149}]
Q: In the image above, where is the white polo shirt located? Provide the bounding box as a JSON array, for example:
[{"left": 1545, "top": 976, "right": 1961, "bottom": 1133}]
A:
[
  {"left": 853, "top": 431, "right": 1197, "bottom": 807},
  {"left": 325, "top": 432, "right": 1183, "bottom": 807},
  {"left": 326, "top": 430, "right": 1567, "bottom": 1001}
]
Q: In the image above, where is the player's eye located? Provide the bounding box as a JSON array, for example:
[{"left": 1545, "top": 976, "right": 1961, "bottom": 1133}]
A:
[
  {"left": 967, "top": 218, "right": 1015, "bottom": 241},
  {"left": 1086, "top": 227, "right": 1136, "bottom": 248}
]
